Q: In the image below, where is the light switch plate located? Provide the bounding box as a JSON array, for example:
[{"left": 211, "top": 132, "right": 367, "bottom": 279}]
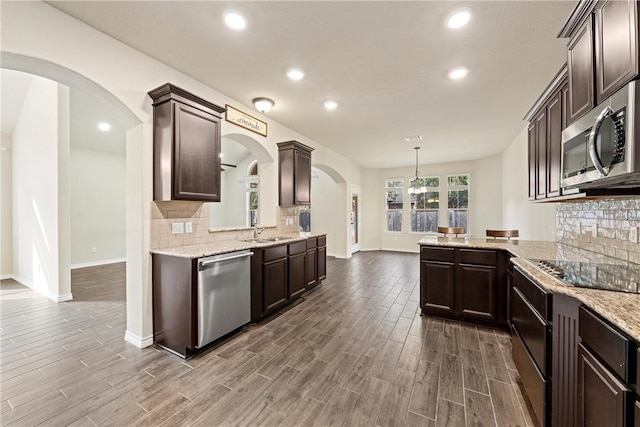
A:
[
  {"left": 286, "top": 217, "right": 294, "bottom": 226},
  {"left": 630, "top": 227, "right": 638, "bottom": 244},
  {"left": 185, "top": 222, "right": 193, "bottom": 233},
  {"left": 592, "top": 224, "right": 598, "bottom": 238},
  {"left": 172, "top": 222, "right": 184, "bottom": 234}
]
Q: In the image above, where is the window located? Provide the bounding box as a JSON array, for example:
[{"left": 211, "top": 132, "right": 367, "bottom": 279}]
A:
[
  {"left": 410, "top": 177, "right": 439, "bottom": 233},
  {"left": 385, "top": 179, "right": 403, "bottom": 232},
  {"left": 246, "top": 161, "right": 259, "bottom": 226},
  {"left": 448, "top": 174, "right": 469, "bottom": 230}
]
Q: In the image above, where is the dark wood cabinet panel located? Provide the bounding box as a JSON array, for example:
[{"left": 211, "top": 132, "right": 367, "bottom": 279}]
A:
[
  {"left": 278, "top": 141, "right": 313, "bottom": 206},
  {"left": 149, "top": 83, "right": 225, "bottom": 202},
  {"left": 263, "top": 257, "right": 288, "bottom": 313},
  {"left": 288, "top": 252, "right": 306, "bottom": 300},
  {"left": 511, "top": 286, "right": 549, "bottom": 375},
  {"left": 535, "top": 110, "right": 548, "bottom": 200},
  {"left": 317, "top": 245, "right": 327, "bottom": 282},
  {"left": 306, "top": 247, "right": 317, "bottom": 289},
  {"left": 595, "top": 0, "right": 639, "bottom": 103},
  {"left": 528, "top": 122, "right": 537, "bottom": 201},
  {"left": 578, "top": 343, "right": 632, "bottom": 427},
  {"left": 513, "top": 330, "right": 548, "bottom": 427},
  {"left": 567, "top": 17, "right": 595, "bottom": 125},
  {"left": 635, "top": 400, "right": 640, "bottom": 427},
  {"left": 546, "top": 89, "right": 563, "bottom": 198},
  {"left": 152, "top": 254, "right": 197, "bottom": 358},
  {"left": 456, "top": 264, "right": 496, "bottom": 320},
  {"left": 552, "top": 293, "right": 581, "bottom": 427},
  {"left": 421, "top": 260, "right": 456, "bottom": 314}
]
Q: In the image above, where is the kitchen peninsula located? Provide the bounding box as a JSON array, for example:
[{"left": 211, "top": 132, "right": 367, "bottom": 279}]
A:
[{"left": 420, "top": 236, "right": 640, "bottom": 427}]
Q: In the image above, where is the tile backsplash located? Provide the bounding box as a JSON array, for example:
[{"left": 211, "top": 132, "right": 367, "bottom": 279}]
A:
[
  {"left": 556, "top": 198, "right": 640, "bottom": 264},
  {"left": 150, "top": 201, "right": 303, "bottom": 249}
]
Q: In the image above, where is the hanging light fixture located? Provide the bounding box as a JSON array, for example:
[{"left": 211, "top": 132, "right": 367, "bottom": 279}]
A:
[{"left": 408, "top": 147, "right": 427, "bottom": 195}]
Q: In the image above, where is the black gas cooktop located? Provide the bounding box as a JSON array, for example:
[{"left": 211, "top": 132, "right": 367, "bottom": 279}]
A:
[{"left": 529, "top": 259, "right": 640, "bottom": 294}]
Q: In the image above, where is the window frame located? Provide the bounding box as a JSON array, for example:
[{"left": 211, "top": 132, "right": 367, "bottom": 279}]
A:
[
  {"left": 409, "top": 176, "right": 440, "bottom": 234},
  {"left": 446, "top": 173, "right": 470, "bottom": 233},
  {"left": 384, "top": 178, "right": 404, "bottom": 233}
]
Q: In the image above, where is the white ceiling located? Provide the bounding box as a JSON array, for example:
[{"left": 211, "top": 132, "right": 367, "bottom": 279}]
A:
[{"left": 46, "top": 1, "right": 575, "bottom": 168}]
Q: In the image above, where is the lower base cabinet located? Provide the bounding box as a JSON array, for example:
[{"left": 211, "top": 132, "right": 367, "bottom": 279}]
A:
[
  {"left": 251, "top": 236, "right": 327, "bottom": 321},
  {"left": 420, "top": 245, "right": 506, "bottom": 327}
]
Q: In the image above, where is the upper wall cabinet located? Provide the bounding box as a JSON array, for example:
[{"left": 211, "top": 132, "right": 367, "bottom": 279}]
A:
[
  {"left": 525, "top": 67, "right": 568, "bottom": 202},
  {"left": 277, "top": 141, "right": 313, "bottom": 207},
  {"left": 561, "top": 0, "right": 639, "bottom": 125},
  {"left": 148, "top": 83, "right": 226, "bottom": 202}
]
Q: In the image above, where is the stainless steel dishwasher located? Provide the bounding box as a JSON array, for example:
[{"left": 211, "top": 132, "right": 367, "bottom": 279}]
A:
[{"left": 197, "top": 249, "right": 252, "bottom": 348}]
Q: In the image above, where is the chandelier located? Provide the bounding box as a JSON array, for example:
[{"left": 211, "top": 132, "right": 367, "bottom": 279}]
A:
[{"left": 408, "top": 147, "right": 426, "bottom": 194}]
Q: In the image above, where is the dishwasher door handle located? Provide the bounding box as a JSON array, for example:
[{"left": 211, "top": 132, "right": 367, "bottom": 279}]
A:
[{"left": 199, "top": 252, "right": 253, "bottom": 269}]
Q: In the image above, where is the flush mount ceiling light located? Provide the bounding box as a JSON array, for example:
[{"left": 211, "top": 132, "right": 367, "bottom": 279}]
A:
[
  {"left": 224, "top": 11, "right": 247, "bottom": 30},
  {"left": 404, "top": 135, "right": 423, "bottom": 142},
  {"left": 252, "top": 97, "right": 274, "bottom": 113},
  {"left": 98, "top": 122, "right": 111, "bottom": 132},
  {"left": 447, "top": 9, "right": 471, "bottom": 29},
  {"left": 287, "top": 68, "right": 305, "bottom": 80},
  {"left": 448, "top": 67, "right": 469, "bottom": 80},
  {"left": 323, "top": 100, "right": 338, "bottom": 110},
  {"left": 408, "top": 147, "right": 427, "bottom": 195}
]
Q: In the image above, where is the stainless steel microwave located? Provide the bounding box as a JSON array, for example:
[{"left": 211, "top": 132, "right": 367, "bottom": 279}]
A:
[{"left": 561, "top": 81, "right": 640, "bottom": 190}]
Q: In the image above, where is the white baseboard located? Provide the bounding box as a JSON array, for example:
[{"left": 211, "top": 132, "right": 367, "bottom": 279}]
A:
[
  {"left": 71, "top": 257, "right": 126, "bottom": 270},
  {"left": 124, "top": 330, "right": 154, "bottom": 348},
  {"left": 0, "top": 274, "right": 13, "bottom": 280},
  {"left": 11, "top": 274, "right": 73, "bottom": 302}
]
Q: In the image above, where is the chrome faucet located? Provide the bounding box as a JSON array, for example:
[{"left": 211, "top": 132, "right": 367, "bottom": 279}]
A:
[{"left": 252, "top": 223, "right": 265, "bottom": 239}]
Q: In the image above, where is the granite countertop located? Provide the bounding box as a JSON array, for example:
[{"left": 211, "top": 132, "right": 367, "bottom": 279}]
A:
[
  {"left": 150, "top": 232, "right": 326, "bottom": 259},
  {"left": 419, "top": 236, "right": 640, "bottom": 343}
]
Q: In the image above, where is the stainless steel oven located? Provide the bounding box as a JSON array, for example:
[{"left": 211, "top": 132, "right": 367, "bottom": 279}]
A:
[{"left": 561, "top": 81, "right": 640, "bottom": 190}]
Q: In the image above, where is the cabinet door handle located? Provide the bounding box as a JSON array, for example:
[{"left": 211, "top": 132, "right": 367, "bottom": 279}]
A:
[{"left": 587, "top": 105, "right": 613, "bottom": 177}]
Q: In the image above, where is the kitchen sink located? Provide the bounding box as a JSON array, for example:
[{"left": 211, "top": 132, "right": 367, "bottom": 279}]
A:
[{"left": 241, "top": 236, "right": 296, "bottom": 244}]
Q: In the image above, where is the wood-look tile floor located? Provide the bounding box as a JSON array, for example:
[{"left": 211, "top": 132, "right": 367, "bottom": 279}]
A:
[{"left": 1, "top": 252, "right": 534, "bottom": 427}]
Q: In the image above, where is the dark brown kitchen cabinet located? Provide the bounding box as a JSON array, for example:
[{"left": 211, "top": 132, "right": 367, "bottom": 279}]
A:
[
  {"left": 595, "top": 0, "right": 639, "bottom": 104},
  {"left": 148, "top": 83, "right": 225, "bottom": 202},
  {"left": 263, "top": 256, "right": 288, "bottom": 313},
  {"left": 306, "top": 238, "right": 318, "bottom": 290},
  {"left": 278, "top": 141, "right": 313, "bottom": 206},
  {"left": 317, "top": 236, "right": 327, "bottom": 282},
  {"left": 288, "top": 241, "right": 307, "bottom": 299},
  {"left": 152, "top": 254, "right": 197, "bottom": 358},
  {"left": 577, "top": 343, "right": 632, "bottom": 427},
  {"left": 562, "top": 0, "right": 639, "bottom": 124},
  {"left": 567, "top": 19, "right": 595, "bottom": 125},
  {"left": 420, "top": 246, "right": 507, "bottom": 328},
  {"left": 526, "top": 71, "right": 568, "bottom": 202}
]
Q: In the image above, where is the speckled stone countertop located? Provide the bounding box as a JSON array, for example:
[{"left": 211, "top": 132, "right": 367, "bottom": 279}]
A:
[
  {"left": 419, "top": 237, "right": 640, "bottom": 343},
  {"left": 150, "top": 232, "right": 326, "bottom": 259}
]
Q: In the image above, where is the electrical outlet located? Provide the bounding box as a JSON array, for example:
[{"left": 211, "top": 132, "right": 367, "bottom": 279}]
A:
[
  {"left": 91, "top": 247, "right": 97, "bottom": 254},
  {"left": 592, "top": 224, "right": 598, "bottom": 238},
  {"left": 630, "top": 227, "right": 639, "bottom": 244},
  {"left": 172, "top": 222, "right": 184, "bottom": 234},
  {"left": 185, "top": 222, "right": 193, "bottom": 233},
  {"left": 286, "top": 217, "right": 294, "bottom": 226}
]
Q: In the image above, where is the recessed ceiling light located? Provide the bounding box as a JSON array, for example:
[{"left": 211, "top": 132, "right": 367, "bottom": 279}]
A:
[
  {"left": 323, "top": 100, "right": 338, "bottom": 110},
  {"left": 219, "top": 153, "right": 224, "bottom": 158},
  {"left": 224, "top": 11, "right": 247, "bottom": 30},
  {"left": 98, "top": 122, "right": 111, "bottom": 132},
  {"left": 287, "top": 68, "right": 305, "bottom": 80},
  {"left": 448, "top": 67, "right": 469, "bottom": 80},
  {"left": 404, "top": 135, "right": 423, "bottom": 142},
  {"left": 447, "top": 10, "right": 471, "bottom": 29}
]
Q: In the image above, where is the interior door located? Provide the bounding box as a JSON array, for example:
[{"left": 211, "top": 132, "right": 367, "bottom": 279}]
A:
[{"left": 351, "top": 186, "right": 361, "bottom": 254}]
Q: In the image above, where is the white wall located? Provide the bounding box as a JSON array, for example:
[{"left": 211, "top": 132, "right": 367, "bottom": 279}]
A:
[
  {"left": 11, "top": 76, "right": 72, "bottom": 301},
  {"left": 501, "top": 127, "right": 556, "bottom": 241},
  {"left": 311, "top": 167, "right": 339, "bottom": 257},
  {"left": 360, "top": 157, "right": 504, "bottom": 253},
  {"left": 1, "top": 132, "right": 12, "bottom": 278},
  {"left": 70, "top": 148, "right": 126, "bottom": 267}
]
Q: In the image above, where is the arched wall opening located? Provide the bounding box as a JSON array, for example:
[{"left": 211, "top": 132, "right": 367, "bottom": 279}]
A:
[
  {"left": 2, "top": 52, "right": 148, "bottom": 347},
  {"left": 311, "top": 163, "right": 350, "bottom": 258}
]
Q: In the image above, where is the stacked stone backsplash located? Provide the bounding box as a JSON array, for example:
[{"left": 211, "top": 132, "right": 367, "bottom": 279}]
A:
[
  {"left": 556, "top": 198, "right": 640, "bottom": 264},
  {"left": 150, "top": 201, "right": 302, "bottom": 250}
]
